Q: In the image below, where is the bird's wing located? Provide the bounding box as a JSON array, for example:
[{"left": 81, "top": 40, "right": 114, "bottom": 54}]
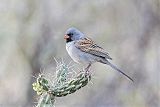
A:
[{"left": 74, "top": 37, "right": 112, "bottom": 60}]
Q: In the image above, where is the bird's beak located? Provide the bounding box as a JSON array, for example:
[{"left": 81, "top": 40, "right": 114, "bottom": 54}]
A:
[{"left": 64, "top": 35, "right": 70, "bottom": 39}]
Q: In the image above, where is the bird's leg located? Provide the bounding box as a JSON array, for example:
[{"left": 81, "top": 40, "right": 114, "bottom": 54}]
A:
[{"left": 84, "top": 63, "right": 91, "bottom": 74}]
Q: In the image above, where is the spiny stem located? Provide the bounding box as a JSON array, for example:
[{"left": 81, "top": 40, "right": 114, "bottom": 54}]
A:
[{"left": 32, "top": 59, "right": 91, "bottom": 107}]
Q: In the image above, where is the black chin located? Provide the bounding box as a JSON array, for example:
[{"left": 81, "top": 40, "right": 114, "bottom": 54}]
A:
[{"left": 66, "top": 38, "right": 73, "bottom": 43}]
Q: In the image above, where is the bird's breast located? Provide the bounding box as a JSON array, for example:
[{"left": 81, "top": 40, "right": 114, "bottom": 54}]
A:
[
  {"left": 66, "top": 41, "right": 81, "bottom": 63},
  {"left": 66, "top": 42, "right": 96, "bottom": 64}
]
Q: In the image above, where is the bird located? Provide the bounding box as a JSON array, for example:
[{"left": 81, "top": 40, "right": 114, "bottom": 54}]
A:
[{"left": 64, "top": 27, "right": 133, "bottom": 82}]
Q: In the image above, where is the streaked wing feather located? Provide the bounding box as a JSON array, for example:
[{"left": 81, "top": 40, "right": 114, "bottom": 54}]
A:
[{"left": 75, "top": 37, "right": 112, "bottom": 60}]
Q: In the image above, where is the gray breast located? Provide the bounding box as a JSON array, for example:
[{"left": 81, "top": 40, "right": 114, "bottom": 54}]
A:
[{"left": 66, "top": 42, "right": 96, "bottom": 64}]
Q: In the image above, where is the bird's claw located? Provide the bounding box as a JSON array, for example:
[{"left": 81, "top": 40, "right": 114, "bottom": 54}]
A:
[{"left": 84, "top": 67, "right": 91, "bottom": 76}]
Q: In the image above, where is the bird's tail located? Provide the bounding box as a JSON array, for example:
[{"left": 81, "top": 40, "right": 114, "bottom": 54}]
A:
[{"left": 107, "top": 61, "right": 134, "bottom": 82}]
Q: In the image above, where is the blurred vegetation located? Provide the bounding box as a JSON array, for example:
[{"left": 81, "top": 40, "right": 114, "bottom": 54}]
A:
[{"left": 0, "top": 0, "right": 159, "bottom": 107}]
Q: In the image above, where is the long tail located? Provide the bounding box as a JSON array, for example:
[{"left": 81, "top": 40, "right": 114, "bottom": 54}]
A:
[{"left": 107, "top": 61, "right": 134, "bottom": 82}]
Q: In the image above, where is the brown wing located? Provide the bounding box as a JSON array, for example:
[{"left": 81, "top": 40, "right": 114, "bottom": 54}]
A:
[{"left": 74, "top": 37, "right": 112, "bottom": 60}]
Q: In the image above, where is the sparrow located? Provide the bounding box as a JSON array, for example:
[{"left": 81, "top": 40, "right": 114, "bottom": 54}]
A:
[{"left": 64, "top": 27, "right": 133, "bottom": 82}]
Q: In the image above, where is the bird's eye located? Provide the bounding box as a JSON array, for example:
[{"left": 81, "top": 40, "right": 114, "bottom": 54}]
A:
[
  {"left": 68, "top": 33, "right": 73, "bottom": 36},
  {"left": 70, "top": 33, "right": 73, "bottom": 36}
]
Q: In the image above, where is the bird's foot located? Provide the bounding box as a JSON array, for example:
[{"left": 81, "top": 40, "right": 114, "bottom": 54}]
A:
[
  {"left": 85, "top": 70, "right": 90, "bottom": 76},
  {"left": 84, "top": 64, "right": 91, "bottom": 75}
]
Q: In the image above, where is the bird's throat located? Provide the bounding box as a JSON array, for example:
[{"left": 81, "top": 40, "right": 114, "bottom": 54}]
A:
[{"left": 66, "top": 38, "right": 73, "bottom": 43}]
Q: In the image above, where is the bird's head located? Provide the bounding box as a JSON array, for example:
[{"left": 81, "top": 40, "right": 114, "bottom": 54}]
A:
[{"left": 64, "top": 27, "right": 85, "bottom": 43}]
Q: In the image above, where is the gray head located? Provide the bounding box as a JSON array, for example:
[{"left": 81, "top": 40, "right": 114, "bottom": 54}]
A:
[{"left": 64, "top": 27, "right": 85, "bottom": 43}]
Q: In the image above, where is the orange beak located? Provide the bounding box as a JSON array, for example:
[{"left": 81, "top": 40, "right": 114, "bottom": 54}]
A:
[{"left": 64, "top": 35, "right": 70, "bottom": 39}]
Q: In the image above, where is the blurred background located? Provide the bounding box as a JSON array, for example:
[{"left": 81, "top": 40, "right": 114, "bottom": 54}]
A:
[{"left": 0, "top": 0, "right": 159, "bottom": 107}]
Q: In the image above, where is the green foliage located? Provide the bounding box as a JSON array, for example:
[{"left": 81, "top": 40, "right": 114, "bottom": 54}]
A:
[{"left": 32, "top": 60, "right": 91, "bottom": 107}]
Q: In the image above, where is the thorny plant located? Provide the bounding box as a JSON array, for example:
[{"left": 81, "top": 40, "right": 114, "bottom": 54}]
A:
[{"left": 32, "top": 59, "right": 91, "bottom": 107}]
